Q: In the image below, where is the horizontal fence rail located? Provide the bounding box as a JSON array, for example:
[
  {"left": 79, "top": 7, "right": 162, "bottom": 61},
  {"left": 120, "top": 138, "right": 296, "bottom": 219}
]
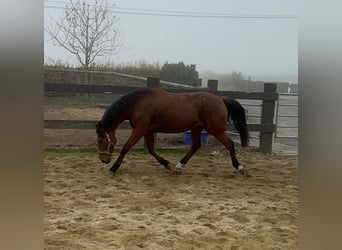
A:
[
  {"left": 44, "top": 78, "right": 278, "bottom": 153},
  {"left": 44, "top": 119, "right": 276, "bottom": 133}
]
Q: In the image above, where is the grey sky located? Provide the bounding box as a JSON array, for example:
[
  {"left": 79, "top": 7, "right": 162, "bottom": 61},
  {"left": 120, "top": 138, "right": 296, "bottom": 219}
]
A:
[{"left": 44, "top": 0, "right": 297, "bottom": 77}]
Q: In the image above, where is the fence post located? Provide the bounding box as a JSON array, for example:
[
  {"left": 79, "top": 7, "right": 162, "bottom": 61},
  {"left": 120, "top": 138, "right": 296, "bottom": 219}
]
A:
[
  {"left": 84, "top": 71, "right": 89, "bottom": 84},
  {"left": 274, "top": 93, "right": 280, "bottom": 138},
  {"left": 207, "top": 79, "right": 218, "bottom": 91},
  {"left": 76, "top": 70, "right": 81, "bottom": 83},
  {"left": 259, "top": 83, "right": 277, "bottom": 154},
  {"left": 196, "top": 78, "right": 202, "bottom": 87},
  {"left": 89, "top": 71, "right": 93, "bottom": 84},
  {"left": 146, "top": 77, "right": 160, "bottom": 88}
]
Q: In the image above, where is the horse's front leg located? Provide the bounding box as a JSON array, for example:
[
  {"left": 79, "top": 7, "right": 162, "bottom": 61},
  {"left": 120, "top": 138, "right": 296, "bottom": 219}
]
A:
[
  {"left": 144, "top": 132, "right": 170, "bottom": 171},
  {"left": 107, "top": 130, "right": 144, "bottom": 176},
  {"left": 107, "top": 150, "right": 127, "bottom": 175}
]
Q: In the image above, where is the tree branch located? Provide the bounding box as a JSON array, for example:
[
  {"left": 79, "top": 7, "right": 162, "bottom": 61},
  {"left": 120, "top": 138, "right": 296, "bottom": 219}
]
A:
[{"left": 45, "top": 0, "right": 123, "bottom": 68}]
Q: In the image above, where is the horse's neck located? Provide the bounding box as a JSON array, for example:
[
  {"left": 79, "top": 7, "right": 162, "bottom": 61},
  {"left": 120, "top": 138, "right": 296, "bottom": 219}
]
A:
[
  {"left": 102, "top": 104, "right": 132, "bottom": 133},
  {"left": 108, "top": 115, "right": 126, "bottom": 133}
]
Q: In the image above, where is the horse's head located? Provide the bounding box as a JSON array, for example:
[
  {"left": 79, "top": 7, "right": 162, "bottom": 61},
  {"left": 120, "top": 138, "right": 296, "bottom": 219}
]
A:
[{"left": 95, "top": 122, "right": 116, "bottom": 164}]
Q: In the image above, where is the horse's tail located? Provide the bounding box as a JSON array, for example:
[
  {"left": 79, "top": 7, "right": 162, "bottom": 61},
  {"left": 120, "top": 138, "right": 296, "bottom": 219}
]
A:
[{"left": 222, "top": 98, "right": 250, "bottom": 147}]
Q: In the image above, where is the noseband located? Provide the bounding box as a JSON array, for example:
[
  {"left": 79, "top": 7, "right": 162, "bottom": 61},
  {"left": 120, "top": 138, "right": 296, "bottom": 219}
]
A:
[{"left": 98, "top": 132, "right": 114, "bottom": 155}]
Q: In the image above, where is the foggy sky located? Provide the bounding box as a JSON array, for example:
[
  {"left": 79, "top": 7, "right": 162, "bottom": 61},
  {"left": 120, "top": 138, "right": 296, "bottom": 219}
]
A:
[{"left": 44, "top": 0, "right": 298, "bottom": 77}]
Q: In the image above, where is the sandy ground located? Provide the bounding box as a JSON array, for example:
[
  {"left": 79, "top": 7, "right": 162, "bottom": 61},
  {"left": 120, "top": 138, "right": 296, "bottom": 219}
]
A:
[{"left": 44, "top": 152, "right": 298, "bottom": 249}]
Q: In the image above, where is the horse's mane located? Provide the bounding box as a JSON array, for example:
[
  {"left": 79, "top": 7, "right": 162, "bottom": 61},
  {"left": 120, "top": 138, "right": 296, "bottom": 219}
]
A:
[{"left": 100, "top": 88, "right": 152, "bottom": 130}]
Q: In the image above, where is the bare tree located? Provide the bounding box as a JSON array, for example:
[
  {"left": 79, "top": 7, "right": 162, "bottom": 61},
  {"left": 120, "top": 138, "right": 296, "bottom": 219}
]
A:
[{"left": 46, "top": 0, "right": 124, "bottom": 70}]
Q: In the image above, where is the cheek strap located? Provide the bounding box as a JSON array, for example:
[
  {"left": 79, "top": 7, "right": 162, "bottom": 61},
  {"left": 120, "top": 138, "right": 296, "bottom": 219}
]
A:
[{"left": 98, "top": 132, "right": 114, "bottom": 155}]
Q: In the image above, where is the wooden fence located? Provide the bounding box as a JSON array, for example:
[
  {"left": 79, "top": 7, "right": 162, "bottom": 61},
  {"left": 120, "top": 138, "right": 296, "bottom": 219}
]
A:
[{"left": 44, "top": 78, "right": 278, "bottom": 153}]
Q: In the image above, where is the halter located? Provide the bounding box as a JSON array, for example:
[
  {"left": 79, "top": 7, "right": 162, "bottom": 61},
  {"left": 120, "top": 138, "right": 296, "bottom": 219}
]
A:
[{"left": 98, "top": 132, "right": 114, "bottom": 155}]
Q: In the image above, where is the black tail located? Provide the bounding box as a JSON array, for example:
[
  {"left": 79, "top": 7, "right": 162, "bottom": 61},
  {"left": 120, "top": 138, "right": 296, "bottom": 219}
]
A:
[{"left": 222, "top": 98, "right": 250, "bottom": 147}]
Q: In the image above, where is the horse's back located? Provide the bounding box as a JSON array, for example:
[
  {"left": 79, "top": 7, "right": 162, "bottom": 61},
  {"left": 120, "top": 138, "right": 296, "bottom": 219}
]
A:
[
  {"left": 131, "top": 88, "right": 228, "bottom": 133},
  {"left": 153, "top": 89, "right": 226, "bottom": 117}
]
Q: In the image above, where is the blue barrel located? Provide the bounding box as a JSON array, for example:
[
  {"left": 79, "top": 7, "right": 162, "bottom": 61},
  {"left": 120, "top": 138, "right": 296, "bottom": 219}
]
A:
[{"left": 184, "top": 131, "right": 208, "bottom": 145}]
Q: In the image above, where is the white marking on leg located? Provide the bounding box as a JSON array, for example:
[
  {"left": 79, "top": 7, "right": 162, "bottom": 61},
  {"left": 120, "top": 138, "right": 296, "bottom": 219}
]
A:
[
  {"left": 237, "top": 165, "right": 246, "bottom": 175},
  {"left": 175, "top": 162, "right": 184, "bottom": 170}
]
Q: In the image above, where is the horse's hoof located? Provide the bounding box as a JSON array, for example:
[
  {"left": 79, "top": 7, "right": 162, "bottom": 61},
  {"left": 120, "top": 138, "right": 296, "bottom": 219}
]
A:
[
  {"left": 172, "top": 168, "right": 182, "bottom": 175},
  {"left": 164, "top": 161, "right": 172, "bottom": 171},
  {"left": 106, "top": 170, "right": 116, "bottom": 176},
  {"left": 172, "top": 162, "right": 183, "bottom": 175},
  {"left": 237, "top": 165, "right": 246, "bottom": 175}
]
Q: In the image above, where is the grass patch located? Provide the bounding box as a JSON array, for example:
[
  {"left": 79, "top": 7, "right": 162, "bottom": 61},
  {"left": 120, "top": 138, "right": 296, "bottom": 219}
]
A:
[{"left": 45, "top": 148, "right": 98, "bottom": 158}]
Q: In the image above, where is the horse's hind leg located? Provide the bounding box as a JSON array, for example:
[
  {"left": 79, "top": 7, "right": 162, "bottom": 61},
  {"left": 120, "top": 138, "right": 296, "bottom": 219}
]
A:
[
  {"left": 213, "top": 132, "right": 245, "bottom": 175},
  {"left": 175, "top": 127, "right": 202, "bottom": 173},
  {"left": 144, "top": 132, "right": 171, "bottom": 171}
]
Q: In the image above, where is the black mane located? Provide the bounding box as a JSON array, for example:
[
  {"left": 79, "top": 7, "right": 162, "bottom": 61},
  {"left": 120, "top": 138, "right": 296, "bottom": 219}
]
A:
[{"left": 100, "top": 88, "right": 152, "bottom": 131}]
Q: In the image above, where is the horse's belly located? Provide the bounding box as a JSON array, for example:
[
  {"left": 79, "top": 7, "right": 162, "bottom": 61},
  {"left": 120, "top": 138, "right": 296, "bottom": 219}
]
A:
[{"left": 151, "top": 119, "right": 202, "bottom": 133}]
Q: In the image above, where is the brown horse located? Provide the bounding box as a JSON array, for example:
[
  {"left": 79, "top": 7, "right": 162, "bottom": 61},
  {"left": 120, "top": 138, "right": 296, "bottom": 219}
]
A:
[{"left": 95, "top": 87, "right": 249, "bottom": 176}]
